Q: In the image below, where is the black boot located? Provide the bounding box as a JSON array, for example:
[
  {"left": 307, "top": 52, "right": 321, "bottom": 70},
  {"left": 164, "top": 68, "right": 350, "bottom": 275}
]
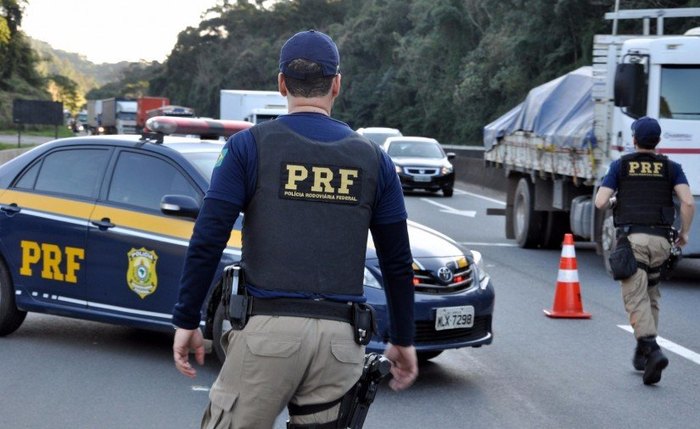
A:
[
  {"left": 639, "top": 337, "right": 668, "bottom": 385},
  {"left": 632, "top": 341, "right": 646, "bottom": 371}
]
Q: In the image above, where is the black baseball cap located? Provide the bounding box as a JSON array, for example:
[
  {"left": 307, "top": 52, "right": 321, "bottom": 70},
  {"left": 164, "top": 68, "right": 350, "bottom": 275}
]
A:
[
  {"left": 279, "top": 30, "right": 340, "bottom": 80},
  {"left": 631, "top": 116, "right": 661, "bottom": 141}
]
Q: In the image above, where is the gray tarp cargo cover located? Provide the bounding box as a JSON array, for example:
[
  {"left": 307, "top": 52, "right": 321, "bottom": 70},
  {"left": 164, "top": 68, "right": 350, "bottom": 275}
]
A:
[{"left": 483, "top": 66, "right": 596, "bottom": 150}]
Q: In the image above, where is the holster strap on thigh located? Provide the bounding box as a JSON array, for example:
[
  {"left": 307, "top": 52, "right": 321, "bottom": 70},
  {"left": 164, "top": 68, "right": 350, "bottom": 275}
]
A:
[
  {"left": 287, "top": 398, "right": 342, "bottom": 429},
  {"left": 288, "top": 397, "right": 343, "bottom": 416},
  {"left": 286, "top": 421, "right": 337, "bottom": 429},
  {"left": 636, "top": 261, "right": 661, "bottom": 275}
]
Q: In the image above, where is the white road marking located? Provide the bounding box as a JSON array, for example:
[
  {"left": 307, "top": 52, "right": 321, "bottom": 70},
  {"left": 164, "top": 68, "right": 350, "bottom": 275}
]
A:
[
  {"left": 419, "top": 198, "right": 476, "bottom": 217},
  {"left": 618, "top": 325, "right": 700, "bottom": 365},
  {"left": 454, "top": 188, "right": 506, "bottom": 205},
  {"left": 460, "top": 242, "right": 518, "bottom": 247},
  {"left": 191, "top": 386, "right": 210, "bottom": 392}
]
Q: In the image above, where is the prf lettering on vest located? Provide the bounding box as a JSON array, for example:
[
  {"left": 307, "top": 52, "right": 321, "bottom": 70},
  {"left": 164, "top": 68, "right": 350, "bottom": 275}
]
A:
[
  {"left": 19, "top": 240, "right": 85, "bottom": 283},
  {"left": 282, "top": 163, "right": 362, "bottom": 204},
  {"left": 628, "top": 161, "right": 664, "bottom": 176}
]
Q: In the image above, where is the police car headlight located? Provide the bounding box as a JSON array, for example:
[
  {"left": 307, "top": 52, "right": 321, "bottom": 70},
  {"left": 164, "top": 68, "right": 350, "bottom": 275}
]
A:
[
  {"left": 470, "top": 250, "right": 490, "bottom": 290},
  {"left": 394, "top": 165, "right": 403, "bottom": 174},
  {"left": 441, "top": 166, "right": 453, "bottom": 175},
  {"left": 363, "top": 267, "right": 383, "bottom": 289}
]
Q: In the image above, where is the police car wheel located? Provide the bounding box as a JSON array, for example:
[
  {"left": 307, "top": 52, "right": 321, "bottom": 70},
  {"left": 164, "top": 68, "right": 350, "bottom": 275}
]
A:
[
  {"left": 0, "top": 260, "right": 27, "bottom": 336},
  {"left": 212, "top": 301, "right": 232, "bottom": 364},
  {"left": 417, "top": 351, "right": 442, "bottom": 363}
]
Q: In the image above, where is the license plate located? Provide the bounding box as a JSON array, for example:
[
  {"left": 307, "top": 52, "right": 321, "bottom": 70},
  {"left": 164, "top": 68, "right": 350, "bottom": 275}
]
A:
[
  {"left": 435, "top": 306, "right": 474, "bottom": 330},
  {"left": 413, "top": 175, "right": 431, "bottom": 182}
]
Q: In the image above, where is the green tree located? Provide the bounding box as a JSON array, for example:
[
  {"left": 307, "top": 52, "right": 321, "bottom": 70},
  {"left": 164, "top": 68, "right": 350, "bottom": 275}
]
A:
[
  {"left": 0, "top": 0, "right": 41, "bottom": 88},
  {"left": 47, "top": 74, "right": 81, "bottom": 114}
]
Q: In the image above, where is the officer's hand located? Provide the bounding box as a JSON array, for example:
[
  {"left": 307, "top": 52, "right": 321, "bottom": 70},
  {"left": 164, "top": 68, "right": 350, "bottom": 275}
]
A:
[
  {"left": 173, "top": 328, "right": 205, "bottom": 378},
  {"left": 384, "top": 343, "right": 418, "bottom": 391},
  {"left": 678, "top": 232, "right": 689, "bottom": 247}
]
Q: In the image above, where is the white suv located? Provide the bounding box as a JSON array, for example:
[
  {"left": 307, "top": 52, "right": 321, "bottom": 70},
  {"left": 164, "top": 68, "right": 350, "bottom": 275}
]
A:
[{"left": 356, "top": 127, "right": 402, "bottom": 146}]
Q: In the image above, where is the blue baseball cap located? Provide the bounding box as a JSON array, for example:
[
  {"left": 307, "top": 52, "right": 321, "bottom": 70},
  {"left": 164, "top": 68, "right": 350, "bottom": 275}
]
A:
[
  {"left": 279, "top": 30, "right": 340, "bottom": 80},
  {"left": 631, "top": 116, "right": 661, "bottom": 141}
]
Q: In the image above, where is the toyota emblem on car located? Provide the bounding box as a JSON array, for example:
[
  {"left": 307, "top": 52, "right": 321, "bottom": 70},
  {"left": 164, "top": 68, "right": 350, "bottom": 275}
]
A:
[{"left": 437, "top": 266, "right": 453, "bottom": 283}]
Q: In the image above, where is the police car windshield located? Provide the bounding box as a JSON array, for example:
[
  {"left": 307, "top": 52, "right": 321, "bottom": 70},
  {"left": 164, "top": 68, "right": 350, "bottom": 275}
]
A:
[{"left": 180, "top": 151, "right": 220, "bottom": 181}]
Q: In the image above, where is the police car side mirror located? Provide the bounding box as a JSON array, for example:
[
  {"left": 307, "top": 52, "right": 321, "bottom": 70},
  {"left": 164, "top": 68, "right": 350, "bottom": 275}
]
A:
[
  {"left": 446, "top": 152, "right": 456, "bottom": 160},
  {"left": 160, "top": 195, "right": 200, "bottom": 220}
]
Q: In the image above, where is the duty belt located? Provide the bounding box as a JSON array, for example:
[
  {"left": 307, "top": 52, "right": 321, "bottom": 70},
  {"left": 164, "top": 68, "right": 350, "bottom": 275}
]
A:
[
  {"left": 248, "top": 297, "right": 354, "bottom": 324},
  {"left": 623, "top": 225, "right": 671, "bottom": 238}
]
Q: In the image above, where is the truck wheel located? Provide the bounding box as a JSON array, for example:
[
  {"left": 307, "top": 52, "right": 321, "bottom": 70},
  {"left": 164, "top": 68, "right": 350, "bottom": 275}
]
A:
[
  {"left": 513, "top": 178, "right": 544, "bottom": 248},
  {"left": 541, "top": 211, "right": 570, "bottom": 249},
  {"left": 0, "top": 260, "right": 27, "bottom": 336},
  {"left": 212, "top": 301, "right": 232, "bottom": 364},
  {"left": 601, "top": 209, "right": 616, "bottom": 276}
]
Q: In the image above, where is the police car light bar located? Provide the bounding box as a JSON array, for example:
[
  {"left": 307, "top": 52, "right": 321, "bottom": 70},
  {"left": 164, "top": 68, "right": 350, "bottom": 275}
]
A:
[{"left": 145, "top": 116, "right": 253, "bottom": 138}]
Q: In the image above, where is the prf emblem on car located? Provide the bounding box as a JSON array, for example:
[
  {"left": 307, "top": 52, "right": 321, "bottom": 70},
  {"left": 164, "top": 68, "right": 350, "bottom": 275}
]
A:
[
  {"left": 280, "top": 163, "right": 362, "bottom": 205},
  {"left": 126, "top": 248, "right": 158, "bottom": 299}
]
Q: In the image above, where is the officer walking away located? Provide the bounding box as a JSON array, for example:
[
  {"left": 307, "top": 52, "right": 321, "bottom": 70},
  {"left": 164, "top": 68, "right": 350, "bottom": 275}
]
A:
[
  {"left": 595, "top": 116, "right": 695, "bottom": 385},
  {"left": 172, "top": 29, "right": 418, "bottom": 428}
]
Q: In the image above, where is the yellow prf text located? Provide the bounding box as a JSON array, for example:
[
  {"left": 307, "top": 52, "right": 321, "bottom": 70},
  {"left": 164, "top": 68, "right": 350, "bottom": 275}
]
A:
[
  {"left": 285, "top": 164, "right": 359, "bottom": 195},
  {"left": 20, "top": 240, "right": 85, "bottom": 283},
  {"left": 628, "top": 161, "right": 664, "bottom": 176}
]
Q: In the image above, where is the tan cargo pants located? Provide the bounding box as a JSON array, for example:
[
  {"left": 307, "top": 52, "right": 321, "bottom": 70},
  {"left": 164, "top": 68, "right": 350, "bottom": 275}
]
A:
[
  {"left": 621, "top": 233, "right": 671, "bottom": 339},
  {"left": 201, "top": 315, "right": 364, "bottom": 429}
]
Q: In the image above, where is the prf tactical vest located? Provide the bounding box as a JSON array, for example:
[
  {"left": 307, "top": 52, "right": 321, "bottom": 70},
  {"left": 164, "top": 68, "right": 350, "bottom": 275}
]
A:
[
  {"left": 614, "top": 152, "right": 675, "bottom": 227},
  {"left": 242, "top": 120, "right": 380, "bottom": 296}
]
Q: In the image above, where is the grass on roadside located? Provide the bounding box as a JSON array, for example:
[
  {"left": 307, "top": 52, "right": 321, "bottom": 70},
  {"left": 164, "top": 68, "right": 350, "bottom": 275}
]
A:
[
  {"left": 0, "top": 125, "right": 73, "bottom": 148},
  {"left": 0, "top": 142, "right": 38, "bottom": 150}
]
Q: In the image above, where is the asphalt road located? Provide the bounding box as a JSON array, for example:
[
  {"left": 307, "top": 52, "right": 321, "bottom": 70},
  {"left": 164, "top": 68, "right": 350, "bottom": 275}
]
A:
[{"left": 1, "top": 182, "right": 699, "bottom": 428}]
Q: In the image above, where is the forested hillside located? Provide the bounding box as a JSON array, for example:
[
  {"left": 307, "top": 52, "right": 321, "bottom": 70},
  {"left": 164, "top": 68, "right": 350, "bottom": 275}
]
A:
[
  {"left": 3, "top": 0, "right": 700, "bottom": 143},
  {"left": 149, "top": 0, "right": 700, "bottom": 145}
]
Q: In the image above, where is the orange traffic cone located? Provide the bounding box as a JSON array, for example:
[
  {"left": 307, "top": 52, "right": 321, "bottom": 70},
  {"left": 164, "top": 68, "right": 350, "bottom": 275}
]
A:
[{"left": 544, "top": 233, "right": 591, "bottom": 319}]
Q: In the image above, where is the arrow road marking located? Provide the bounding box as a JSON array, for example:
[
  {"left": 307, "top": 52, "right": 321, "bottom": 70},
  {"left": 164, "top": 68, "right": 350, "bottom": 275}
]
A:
[
  {"left": 420, "top": 198, "right": 476, "bottom": 217},
  {"left": 618, "top": 325, "right": 700, "bottom": 365}
]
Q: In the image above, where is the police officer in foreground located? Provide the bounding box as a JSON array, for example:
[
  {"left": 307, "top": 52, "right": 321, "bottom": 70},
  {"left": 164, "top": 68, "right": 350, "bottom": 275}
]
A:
[
  {"left": 172, "top": 30, "right": 418, "bottom": 427},
  {"left": 595, "top": 116, "right": 695, "bottom": 385}
]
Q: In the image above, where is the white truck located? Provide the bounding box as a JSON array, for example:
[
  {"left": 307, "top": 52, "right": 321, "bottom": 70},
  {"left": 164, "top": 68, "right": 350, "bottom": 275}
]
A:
[
  {"left": 220, "top": 90, "right": 287, "bottom": 124},
  {"left": 101, "top": 98, "right": 138, "bottom": 134},
  {"left": 483, "top": 7, "right": 700, "bottom": 267},
  {"left": 86, "top": 99, "right": 103, "bottom": 135}
]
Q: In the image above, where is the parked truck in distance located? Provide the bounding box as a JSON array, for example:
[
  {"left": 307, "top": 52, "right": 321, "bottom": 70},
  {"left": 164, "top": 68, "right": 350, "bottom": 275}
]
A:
[
  {"left": 136, "top": 96, "right": 170, "bottom": 133},
  {"left": 86, "top": 99, "right": 103, "bottom": 135},
  {"left": 101, "top": 98, "right": 137, "bottom": 134},
  {"left": 483, "top": 7, "right": 700, "bottom": 271},
  {"left": 220, "top": 90, "right": 287, "bottom": 124}
]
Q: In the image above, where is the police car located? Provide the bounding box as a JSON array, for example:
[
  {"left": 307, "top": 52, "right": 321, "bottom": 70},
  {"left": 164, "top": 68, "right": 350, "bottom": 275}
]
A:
[{"left": 0, "top": 117, "right": 494, "bottom": 363}]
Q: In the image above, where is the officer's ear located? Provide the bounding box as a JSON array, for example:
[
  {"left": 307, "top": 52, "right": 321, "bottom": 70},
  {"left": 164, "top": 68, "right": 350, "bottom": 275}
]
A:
[
  {"left": 331, "top": 74, "right": 341, "bottom": 98},
  {"left": 278, "top": 73, "right": 288, "bottom": 97}
]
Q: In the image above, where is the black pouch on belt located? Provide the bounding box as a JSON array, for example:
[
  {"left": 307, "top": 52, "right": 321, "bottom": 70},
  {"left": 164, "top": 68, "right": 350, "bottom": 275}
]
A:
[
  {"left": 352, "top": 303, "right": 376, "bottom": 346},
  {"left": 609, "top": 235, "right": 638, "bottom": 280},
  {"left": 221, "top": 265, "right": 249, "bottom": 330}
]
